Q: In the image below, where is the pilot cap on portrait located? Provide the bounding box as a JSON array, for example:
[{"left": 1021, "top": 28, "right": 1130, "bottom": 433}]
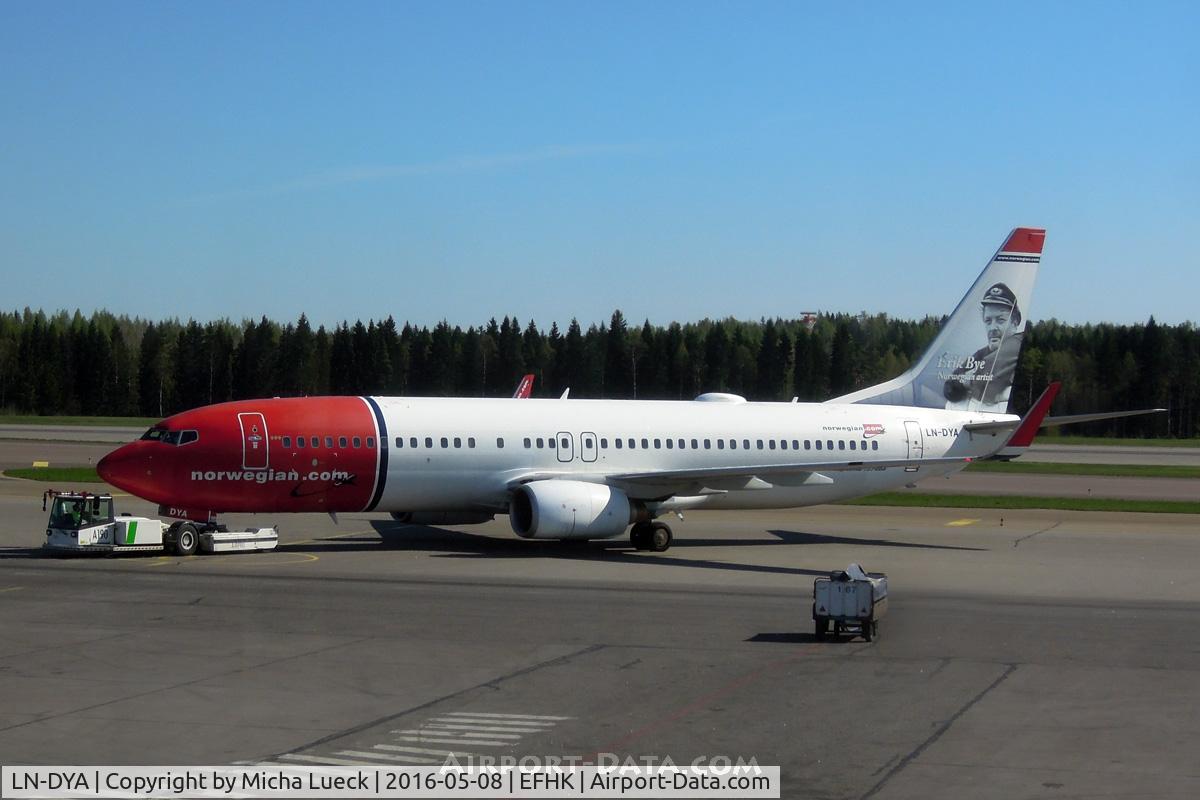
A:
[{"left": 981, "top": 282, "right": 1021, "bottom": 324}]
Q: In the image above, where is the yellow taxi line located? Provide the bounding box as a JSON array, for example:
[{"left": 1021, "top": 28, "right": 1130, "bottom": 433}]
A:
[{"left": 945, "top": 518, "right": 981, "bottom": 527}]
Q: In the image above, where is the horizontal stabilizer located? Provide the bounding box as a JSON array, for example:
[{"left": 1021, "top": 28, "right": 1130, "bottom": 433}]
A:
[{"left": 1040, "top": 408, "right": 1166, "bottom": 427}]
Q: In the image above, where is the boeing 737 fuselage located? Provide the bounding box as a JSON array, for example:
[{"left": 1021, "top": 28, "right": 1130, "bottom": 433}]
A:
[{"left": 98, "top": 228, "right": 1047, "bottom": 552}]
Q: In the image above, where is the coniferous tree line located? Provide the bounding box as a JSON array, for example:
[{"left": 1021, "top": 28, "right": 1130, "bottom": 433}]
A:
[{"left": 1, "top": 308, "right": 1196, "bottom": 438}]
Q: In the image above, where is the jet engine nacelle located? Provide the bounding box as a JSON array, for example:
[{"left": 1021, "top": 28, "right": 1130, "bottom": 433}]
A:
[
  {"left": 390, "top": 511, "right": 495, "bottom": 525},
  {"left": 510, "top": 480, "right": 633, "bottom": 540}
]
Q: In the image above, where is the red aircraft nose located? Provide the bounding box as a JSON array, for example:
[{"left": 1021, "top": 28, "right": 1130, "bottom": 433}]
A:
[{"left": 97, "top": 442, "right": 158, "bottom": 498}]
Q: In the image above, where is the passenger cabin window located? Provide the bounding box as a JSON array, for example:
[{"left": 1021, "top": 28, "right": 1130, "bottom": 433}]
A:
[
  {"left": 850, "top": 440, "right": 857, "bottom": 450},
  {"left": 743, "top": 439, "right": 750, "bottom": 450},
  {"left": 615, "top": 439, "right": 622, "bottom": 449},
  {"left": 311, "top": 436, "right": 319, "bottom": 448},
  {"left": 654, "top": 438, "right": 661, "bottom": 449},
  {"left": 353, "top": 437, "right": 361, "bottom": 448},
  {"left": 338, "top": 436, "right": 348, "bottom": 448},
  {"left": 816, "top": 440, "right": 823, "bottom": 450},
  {"left": 297, "top": 437, "right": 306, "bottom": 449},
  {"left": 453, "top": 437, "right": 462, "bottom": 448},
  {"left": 872, "top": 441, "right": 879, "bottom": 450},
  {"left": 325, "top": 436, "right": 334, "bottom": 448},
  {"left": 691, "top": 439, "right": 699, "bottom": 449},
  {"left": 717, "top": 439, "right": 725, "bottom": 450},
  {"left": 628, "top": 439, "right": 636, "bottom": 449},
  {"left": 601, "top": 438, "right": 608, "bottom": 448},
  {"left": 769, "top": 440, "right": 776, "bottom": 450},
  {"left": 524, "top": 437, "right": 532, "bottom": 448},
  {"left": 838, "top": 440, "right": 845, "bottom": 450},
  {"left": 666, "top": 439, "right": 673, "bottom": 449},
  {"left": 367, "top": 437, "right": 375, "bottom": 448},
  {"left": 641, "top": 438, "right": 649, "bottom": 449},
  {"left": 425, "top": 437, "right": 433, "bottom": 448},
  {"left": 827, "top": 440, "right": 834, "bottom": 450},
  {"left": 440, "top": 437, "right": 449, "bottom": 448},
  {"left": 282, "top": 436, "right": 292, "bottom": 448},
  {"left": 179, "top": 430, "right": 198, "bottom": 445},
  {"left": 703, "top": 439, "right": 711, "bottom": 449},
  {"left": 729, "top": 439, "right": 737, "bottom": 449},
  {"left": 561, "top": 437, "right": 569, "bottom": 449},
  {"left": 536, "top": 437, "right": 544, "bottom": 448},
  {"left": 410, "top": 437, "right": 418, "bottom": 448},
  {"left": 497, "top": 437, "right": 505, "bottom": 448},
  {"left": 757, "top": 439, "right": 764, "bottom": 449},
  {"left": 678, "top": 439, "right": 686, "bottom": 449},
  {"left": 395, "top": 437, "right": 403, "bottom": 448},
  {"left": 804, "top": 440, "right": 812, "bottom": 450}
]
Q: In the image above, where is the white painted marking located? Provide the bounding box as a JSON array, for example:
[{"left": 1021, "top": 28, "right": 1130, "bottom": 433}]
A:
[
  {"left": 445, "top": 712, "right": 571, "bottom": 720},
  {"left": 279, "top": 753, "right": 377, "bottom": 766},
  {"left": 399, "top": 728, "right": 522, "bottom": 740},
  {"left": 429, "top": 717, "right": 551, "bottom": 730},
  {"left": 392, "top": 736, "right": 510, "bottom": 747},
  {"left": 336, "top": 750, "right": 439, "bottom": 764},
  {"left": 374, "top": 744, "right": 483, "bottom": 758}
]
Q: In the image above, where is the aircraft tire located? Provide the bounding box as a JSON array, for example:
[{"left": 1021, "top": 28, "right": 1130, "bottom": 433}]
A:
[
  {"left": 174, "top": 523, "right": 198, "bottom": 556},
  {"left": 629, "top": 522, "right": 652, "bottom": 550},
  {"left": 649, "top": 522, "right": 672, "bottom": 552}
]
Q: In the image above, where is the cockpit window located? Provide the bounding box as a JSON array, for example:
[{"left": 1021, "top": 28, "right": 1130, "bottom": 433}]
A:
[{"left": 140, "top": 427, "right": 198, "bottom": 446}]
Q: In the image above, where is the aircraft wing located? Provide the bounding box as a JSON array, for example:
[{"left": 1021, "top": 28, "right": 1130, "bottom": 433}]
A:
[{"left": 506, "top": 456, "right": 971, "bottom": 499}]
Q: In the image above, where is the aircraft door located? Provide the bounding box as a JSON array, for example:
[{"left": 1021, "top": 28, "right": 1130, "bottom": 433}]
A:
[
  {"left": 556, "top": 431, "right": 575, "bottom": 463},
  {"left": 580, "top": 432, "right": 598, "bottom": 463},
  {"left": 239, "top": 412, "right": 270, "bottom": 470},
  {"left": 903, "top": 420, "right": 923, "bottom": 471}
]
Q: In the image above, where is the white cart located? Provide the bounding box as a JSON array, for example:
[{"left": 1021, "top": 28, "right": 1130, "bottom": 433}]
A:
[{"left": 813, "top": 564, "right": 888, "bottom": 641}]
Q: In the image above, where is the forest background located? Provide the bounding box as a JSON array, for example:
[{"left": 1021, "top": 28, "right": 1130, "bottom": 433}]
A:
[{"left": 1, "top": 309, "right": 1195, "bottom": 439}]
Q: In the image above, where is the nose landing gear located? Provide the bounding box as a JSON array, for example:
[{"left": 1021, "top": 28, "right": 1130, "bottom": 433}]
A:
[{"left": 629, "top": 521, "right": 673, "bottom": 552}]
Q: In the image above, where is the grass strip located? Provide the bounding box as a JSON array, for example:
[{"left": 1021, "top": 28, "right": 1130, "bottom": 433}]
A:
[
  {"left": 965, "top": 461, "right": 1200, "bottom": 479},
  {"left": 841, "top": 492, "right": 1200, "bottom": 514},
  {"left": 4, "top": 467, "right": 104, "bottom": 483},
  {"left": 0, "top": 414, "right": 158, "bottom": 427},
  {"left": 1036, "top": 435, "right": 1200, "bottom": 448}
]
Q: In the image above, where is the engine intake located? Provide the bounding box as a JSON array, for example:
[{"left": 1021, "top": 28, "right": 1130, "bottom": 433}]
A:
[{"left": 510, "top": 480, "right": 633, "bottom": 540}]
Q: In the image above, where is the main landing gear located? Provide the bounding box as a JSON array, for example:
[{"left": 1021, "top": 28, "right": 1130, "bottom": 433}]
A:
[{"left": 629, "top": 521, "right": 672, "bottom": 552}]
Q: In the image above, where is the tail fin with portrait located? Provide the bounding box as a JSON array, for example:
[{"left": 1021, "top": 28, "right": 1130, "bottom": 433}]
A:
[{"left": 829, "top": 227, "right": 1044, "bottom": 414}]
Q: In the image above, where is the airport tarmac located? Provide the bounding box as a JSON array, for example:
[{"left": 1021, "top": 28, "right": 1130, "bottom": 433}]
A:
[{"left": 1, "top": 477, "right": 1198, "bottom": 798}]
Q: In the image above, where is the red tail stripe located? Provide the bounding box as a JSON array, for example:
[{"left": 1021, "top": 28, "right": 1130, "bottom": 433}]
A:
[{"left": 1001, "top": 227, "right": 1046, "bottom": 255}]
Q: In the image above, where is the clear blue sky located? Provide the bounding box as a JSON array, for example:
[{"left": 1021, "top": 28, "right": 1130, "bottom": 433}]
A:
[{"left": 2, "top": 1, "right": 1196, "bottom": 329}]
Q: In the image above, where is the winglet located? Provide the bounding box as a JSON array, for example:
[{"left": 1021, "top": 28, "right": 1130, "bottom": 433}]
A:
[
  {"left": 1007, "top": 381, "right": 1062, "bottom": 448},
  {"left": 993, "top": 381, "right": 1061, "bottom": 459}
]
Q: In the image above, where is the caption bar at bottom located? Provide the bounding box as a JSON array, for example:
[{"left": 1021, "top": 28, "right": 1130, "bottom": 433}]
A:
[{"left": 1, "top": 765, "right": 780, "bottom": 799}]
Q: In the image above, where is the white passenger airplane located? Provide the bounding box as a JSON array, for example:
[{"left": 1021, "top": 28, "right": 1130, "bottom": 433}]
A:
[{"left": 100, "top": 227, "right": 1101, "bottom": 553}]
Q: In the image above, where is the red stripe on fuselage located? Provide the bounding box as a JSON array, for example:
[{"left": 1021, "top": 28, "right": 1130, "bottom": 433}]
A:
[{"left": 99, "top": 397, "right": 380, "bottom": 514}]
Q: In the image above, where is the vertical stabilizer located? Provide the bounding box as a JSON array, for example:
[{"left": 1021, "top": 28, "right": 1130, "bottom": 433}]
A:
[{"left": 830, "top": 227, "right": 1044, "bottom": 414}]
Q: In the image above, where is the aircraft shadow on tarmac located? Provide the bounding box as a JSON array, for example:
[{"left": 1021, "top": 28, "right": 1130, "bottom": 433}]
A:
[
  {"left": 765, "top": 529, "right": 985, "bottom": 552},
  {"left": 747, "top": 632, "right": 848, "bottom": 644},
  {"left": 269, "top": 520, "right": 984, "bottom": 579}
]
